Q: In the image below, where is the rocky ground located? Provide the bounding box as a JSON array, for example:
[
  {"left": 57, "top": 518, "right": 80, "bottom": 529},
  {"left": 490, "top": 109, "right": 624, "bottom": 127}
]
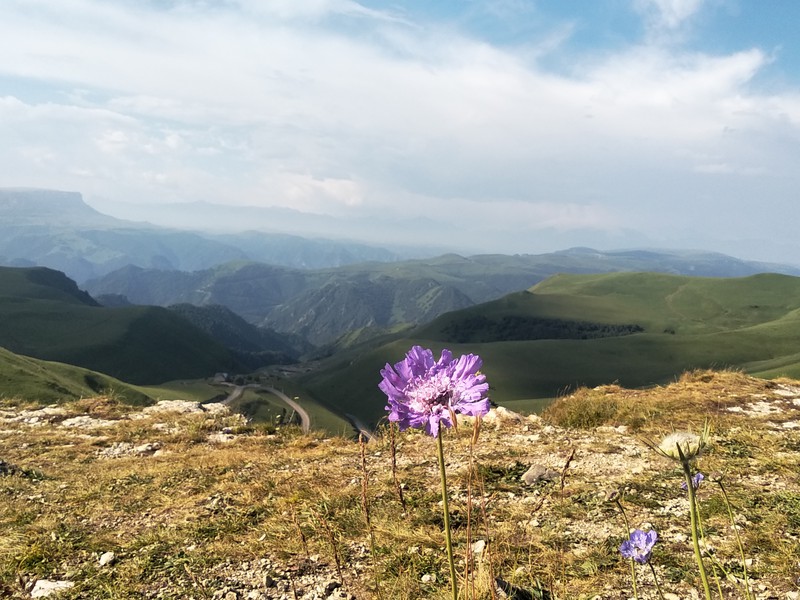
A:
[{"left": 1, "top": 370, "right": 800, "bottom": 599}]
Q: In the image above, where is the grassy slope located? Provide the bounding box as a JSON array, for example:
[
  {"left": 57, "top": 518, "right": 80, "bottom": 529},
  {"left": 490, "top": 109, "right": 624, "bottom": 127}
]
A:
[
  {"left": 2, "top": 371, "right": 799, "bottom": 598},
  {"left": 298, "top": 272, "right": 800, "bottom": 427},
  {"left": 0, "top": 346, "right": 152, "bottom": 405},
  {"left": 0, "top": 266, "right": 242, "bottom": 384}
]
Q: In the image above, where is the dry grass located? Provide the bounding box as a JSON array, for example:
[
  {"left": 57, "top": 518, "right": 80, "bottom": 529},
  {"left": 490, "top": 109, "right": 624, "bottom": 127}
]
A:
[{"left": 1, "top": 370, "right": 800, "bottom": 599}]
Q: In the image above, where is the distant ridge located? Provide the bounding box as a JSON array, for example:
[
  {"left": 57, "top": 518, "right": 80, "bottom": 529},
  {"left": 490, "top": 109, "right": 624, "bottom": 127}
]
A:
[
  {"left": 0, "top": 188, "right": 125, "bottom": 227},
  {"left": 0, "top": 187, "right": 403, "bottom": 282},
  {"left": 86, "top": 248, "right": 800, "bottom": 348}
]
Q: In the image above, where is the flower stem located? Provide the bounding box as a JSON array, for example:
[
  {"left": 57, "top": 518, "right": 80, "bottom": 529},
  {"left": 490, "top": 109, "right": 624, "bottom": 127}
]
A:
[
  {"left": 614, "top": 499, "right": 638, "bottom": 600},
  {"left": 437, "top": 428, "right": 458, "bottom": 600},
  {"left": 630, "top": 559, "right": 639, "bottom": 600},
  {"left": 682, "top": 460, "right": 713, "bottom": 600},
  {"left": 717, "top": 480, "right": 754, "bottom": 600},
  {"left": 649, "top": 562, "right": 666, "bottom": 600}
]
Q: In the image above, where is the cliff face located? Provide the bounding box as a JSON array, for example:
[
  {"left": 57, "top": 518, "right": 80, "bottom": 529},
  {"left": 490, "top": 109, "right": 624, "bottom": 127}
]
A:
[
  {"left": 1, "top": 370, "right": 799, "bottom": 599},
  {"left": 0, "top": 188, "right": 122, "bottom": 227}
]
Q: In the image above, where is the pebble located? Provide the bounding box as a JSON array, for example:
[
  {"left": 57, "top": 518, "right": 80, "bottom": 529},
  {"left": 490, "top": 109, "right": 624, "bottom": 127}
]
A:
[
  {"left": 471, "top": 539, "right": 486, "bottom": 555},
  {"left": 30, "top": 580, "right": 75, "bottom": 598},
  {"left": 521, "top": 464, "right": 559, "bottom": 485}
]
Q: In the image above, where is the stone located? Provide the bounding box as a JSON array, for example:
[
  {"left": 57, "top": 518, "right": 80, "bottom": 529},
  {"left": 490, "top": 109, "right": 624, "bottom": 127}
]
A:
[
  {"left": 30, "top": 579, "right": 75, "bottom": 598},
  {"left": 522, "top": 464, "right": 559, "bottom": 485},
  {"left": 98, "top": 550, "right": 116, "bottom": 566},
  {"left": 60, "top": 415, "right": 116, "bottom": 428},
  {"left": 322, "top": 580, "right": 340, "bottom": 594}
]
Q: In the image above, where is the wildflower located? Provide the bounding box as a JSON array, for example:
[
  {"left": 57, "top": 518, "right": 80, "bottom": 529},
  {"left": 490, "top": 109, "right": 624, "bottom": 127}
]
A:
[
  {"left": 647, "top": 420, "right": 713, "bottom": 600},
  {"left": 657, "top": 431, "right": 705, "bottom": 461},
  {"left": 620, "top": 529, "right": 658, "bottom": 565},
  {"left": 708, "top": 471, "right": 724, "bottom": 482},
  {"left": 380, "top": 346, "right": 491, "bottom": 600},
  {"left": 379, "top": 345, "right": 490, "bottom": 437},
  {"left": 681, "top": 472, "right": 704, "bottom": 491}
]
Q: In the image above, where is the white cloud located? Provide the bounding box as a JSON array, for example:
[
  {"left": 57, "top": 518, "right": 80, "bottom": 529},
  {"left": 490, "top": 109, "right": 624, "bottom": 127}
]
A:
[
  {"left": 0, "top": 1, "right": 798, "bottom": 259},
  {"left": 634, "top": 0, "right": 705, "bottom": 30},
  {"left": 693, "top": 163, "right": 733, "bottom": 174}
]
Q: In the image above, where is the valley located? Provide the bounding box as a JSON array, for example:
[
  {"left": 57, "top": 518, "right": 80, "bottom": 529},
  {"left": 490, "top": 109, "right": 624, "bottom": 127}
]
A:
[{"left": 5, "top": 188, "right": 800, "bottom": 435}]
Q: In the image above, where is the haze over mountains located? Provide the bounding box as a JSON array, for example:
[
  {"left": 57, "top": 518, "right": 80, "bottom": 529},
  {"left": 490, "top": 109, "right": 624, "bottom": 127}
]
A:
[
  {"left": 0, "top": 188, "right": 401, "bottom": 283},
  {"left": 6, "top": 187, "right": 800, "bottom": 430}
]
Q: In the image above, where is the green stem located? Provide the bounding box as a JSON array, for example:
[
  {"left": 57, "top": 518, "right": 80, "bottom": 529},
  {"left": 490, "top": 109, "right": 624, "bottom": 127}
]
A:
[
  {"left": 437, "top": 428, "right": 458, "bottom": 600},
  {"left": 649, "top": 562, "right": 666, "bottom": 600},
  {"left": 693, "top": 488, "right": 724, "bottom": 599},
  {"left": 682, "top": 462, "right": 713, "bottom": 600},
  {"left": 615, "top": 500, "right": 638, "bottom": 600},
  {"left": 718, "top": 481, "right": 754, "bottom": 600}
]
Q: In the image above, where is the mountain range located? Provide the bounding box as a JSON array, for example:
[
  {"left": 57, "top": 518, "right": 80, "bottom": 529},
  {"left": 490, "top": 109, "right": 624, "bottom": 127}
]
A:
[
  {"left": 85, "top": 248, "right": 800, "bottom": 348},
  {"left": 0, "top": 188, "right": 401, "bottom": 283},
  {"left": 6, "top": 187, "right": 800, "bottom": 432}
]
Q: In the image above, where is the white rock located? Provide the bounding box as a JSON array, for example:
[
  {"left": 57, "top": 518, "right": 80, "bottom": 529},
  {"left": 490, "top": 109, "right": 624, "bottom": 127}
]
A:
[
  {"left": 143, "top": 400, "right": 204, "bottom": 414},
  {"left": 203, "top": 402, "right": 230, "bottom": 415},
  {"left": 471, "top": 539, "right": 486, "bottom": 555},
  {"left": 132, "top": 442, "right": 161, "bottom": 455},
  {"left": 30, "top": 579, "right": 75, "bottom": 598},
  {"left": 99, "top": 551, "right": 115, "bottom": 566}
]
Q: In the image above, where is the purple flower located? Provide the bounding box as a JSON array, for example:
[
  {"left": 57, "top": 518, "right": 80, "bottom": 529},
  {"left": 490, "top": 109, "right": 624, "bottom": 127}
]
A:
[
  {"left": 379, "top": 346, "right": 490, "bottom": 437},
  {"left": 681, "top": 472, "right": 704, "bottom": 491},
  {"left": 620, "top": 529, "right": 658, "bottom": 565}
]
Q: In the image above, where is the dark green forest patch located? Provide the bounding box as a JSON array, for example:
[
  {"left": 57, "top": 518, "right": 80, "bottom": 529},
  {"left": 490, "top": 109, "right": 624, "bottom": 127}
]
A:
[{"left": 441, "top": 314, "right": 643, "bottom": 343}]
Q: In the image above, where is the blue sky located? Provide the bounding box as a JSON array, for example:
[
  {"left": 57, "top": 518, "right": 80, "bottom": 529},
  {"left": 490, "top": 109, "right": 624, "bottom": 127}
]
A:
[{"left": 2, "top": 0, "right": 800, "bottom": 262}]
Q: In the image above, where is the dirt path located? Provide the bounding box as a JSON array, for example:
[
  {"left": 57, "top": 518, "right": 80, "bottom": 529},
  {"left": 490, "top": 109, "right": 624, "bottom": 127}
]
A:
[
  {"left": 263, "top": 386, "right": 311, "bottom": 434},
  {"left": 220, "top": 384, "right": 311, "bottom": 433}
]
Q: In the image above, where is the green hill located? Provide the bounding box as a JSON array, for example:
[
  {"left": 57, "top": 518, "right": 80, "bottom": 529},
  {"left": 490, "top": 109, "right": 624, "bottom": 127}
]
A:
[
  {"left": 167, "top": 303, "right": 308, "bottom": 365},
  {"left": 0, "top": 266, "right": 245, "bottom": 384},
  {"left": 0, "top": 346, "right": 152, "bottom": 405},
  {"left": 294, "top": 271, "right": 800, "bottom": 428},
  {"left": 85, "top": 249, "right": 800, "bottom": 349}
]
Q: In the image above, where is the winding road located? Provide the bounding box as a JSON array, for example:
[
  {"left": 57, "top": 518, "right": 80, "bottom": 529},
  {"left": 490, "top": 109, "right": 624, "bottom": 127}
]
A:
[{"left": 221, "top": 383, "right": 310, "bottom": 433}]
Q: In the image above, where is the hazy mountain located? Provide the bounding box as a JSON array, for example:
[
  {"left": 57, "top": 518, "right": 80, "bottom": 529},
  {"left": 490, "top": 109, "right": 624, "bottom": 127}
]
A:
[
  {"left": 263, "top": 276, "right": 475, "bottom": 347},
  {"left": 0, "top": 188, "right": 403, "bottom": 283},
  {"left": 86, "top": 196, "right": 455, "bottom": 258},
  {"left": 0, "top": 188, "right": 126, "bottom": 227}
]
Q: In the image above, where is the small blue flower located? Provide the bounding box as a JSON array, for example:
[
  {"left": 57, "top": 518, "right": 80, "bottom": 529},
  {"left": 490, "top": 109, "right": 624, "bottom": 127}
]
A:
[
  {"left": 620, "top": 529, "right": 658, "bottom": 564},
  {"left": 681, "top": 472, "right": 704, "bottom": 491}
]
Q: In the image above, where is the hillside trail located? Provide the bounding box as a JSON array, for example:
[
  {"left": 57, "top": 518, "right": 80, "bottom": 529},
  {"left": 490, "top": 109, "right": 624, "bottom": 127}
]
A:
[{"left": 221, "top": 383, "right": 311, "bottom": 433}]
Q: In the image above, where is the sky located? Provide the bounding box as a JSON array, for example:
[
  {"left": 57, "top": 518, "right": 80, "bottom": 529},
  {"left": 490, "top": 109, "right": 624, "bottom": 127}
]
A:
[{"left": 2, "top": 0, "right": 800, "bottom": 262}]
